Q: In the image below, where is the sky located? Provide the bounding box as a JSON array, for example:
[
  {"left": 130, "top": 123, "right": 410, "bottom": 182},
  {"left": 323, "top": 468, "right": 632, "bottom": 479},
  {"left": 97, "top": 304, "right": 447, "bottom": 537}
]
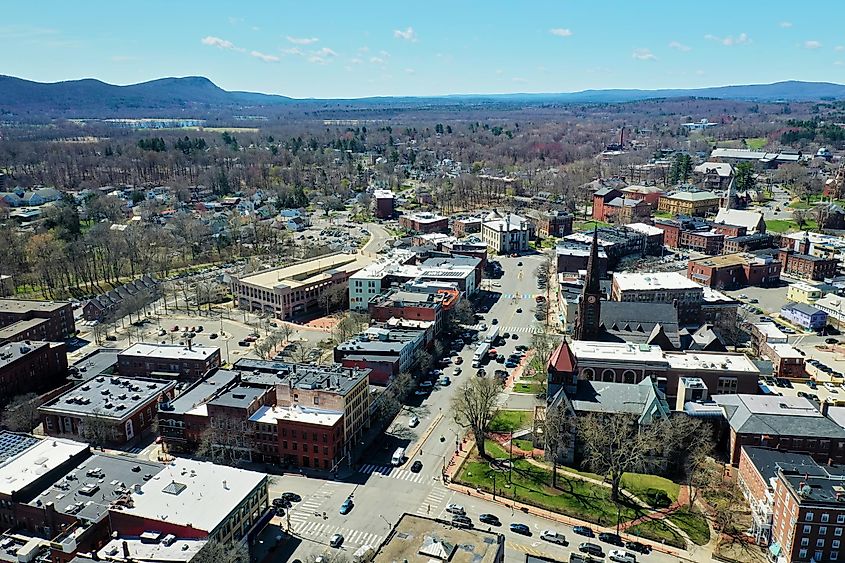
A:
[{"left": 2, "top": 1, "right": 845, "bottom": 99}]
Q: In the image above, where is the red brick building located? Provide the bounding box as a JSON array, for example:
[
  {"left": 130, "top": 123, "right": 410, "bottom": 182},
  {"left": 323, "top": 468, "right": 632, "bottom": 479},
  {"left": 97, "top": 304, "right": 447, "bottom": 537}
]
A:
[
  {"left": 760, "top": 341, "right": 806, "bottom": 378},
  {"left": 251, "top": 405, "right": 345, "bottom": 470},
  {"left": 0, "top": 340, "right": 68, "bottom": 400},
  {"left": 532, "top": 210, "right": 574, "bottom": 238},
  {"left": 712, "top": 223, "right": 747, "bottom": 238},
  {"left": 373, "top": 189, "right": 395, "bottom": 219},
  {"left": 591, "top": 187, "right": 623, "bottom": 221},
  {"left": 117, "top": 343, "right": 221, "bottom": 382},
  {"left": 398, "top": 212, "right": 449, "bottom": 234},
  {"left": 680, "top": 230, "right": 724, "bottom": 254},
  {"left": 687, "top": 253, "right": 782, "bottom": 290},
  {"left": 714, "top": 395, "right": 845, "bottom": 466},
  {"left": 452, "top": 217, "right": 482, "bottom": 237},
  {"left": 778, "top": 249, "right": 839, "bottom": 281},
  {"left": 369, "top": 289, "right": 445, "bottom": 334},
  {"left": 0, "top": 299, "right": 75, "bottom": 340},
  {"left": 39, "top": 374, "right": 176, "bottom": 446}
]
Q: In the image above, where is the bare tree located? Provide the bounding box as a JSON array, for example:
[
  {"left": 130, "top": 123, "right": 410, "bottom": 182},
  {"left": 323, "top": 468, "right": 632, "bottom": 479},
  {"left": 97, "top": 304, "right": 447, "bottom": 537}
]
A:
[
  {"left": 543, "top": 401, "right": 572, "bottom": 488},
  {"left": 1, "top": 393, "right": 41, "bottom": 433},
  {"left": 82, "top": 410, "right": 115, "bottom": 447},
  {"left": 192, "top": 539, "right": 249, "bottom": 563},
  {"left": 792, "top": 208, "right": 809, "bottom": 229},
  {"left": 333, "top": 312, "right": 369, "bottom": 344},
  {"left": 451, "top": 377, "right": 500, "bottom": 458},
  {"left": 575, "top": 413, "right": 660, "bottom": 502}
]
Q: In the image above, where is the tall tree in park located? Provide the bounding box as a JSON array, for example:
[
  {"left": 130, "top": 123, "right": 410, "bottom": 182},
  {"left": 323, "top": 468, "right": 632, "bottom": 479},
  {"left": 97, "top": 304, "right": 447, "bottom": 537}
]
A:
[
  {"left": 451, "top": 378, "right": 500, "bottom": 458},
  {"left": 669, "top": 153, "right": 693, "bottom": 184},
  {"left": 734, "top": 162, "right": 756, "bottom": 194}
]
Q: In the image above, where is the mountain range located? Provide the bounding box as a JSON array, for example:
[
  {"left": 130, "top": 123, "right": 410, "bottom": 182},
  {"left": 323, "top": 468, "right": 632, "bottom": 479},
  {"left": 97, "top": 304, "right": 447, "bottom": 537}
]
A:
[{"left": 2, "top": 75, "right": 845, "bottom": 118}]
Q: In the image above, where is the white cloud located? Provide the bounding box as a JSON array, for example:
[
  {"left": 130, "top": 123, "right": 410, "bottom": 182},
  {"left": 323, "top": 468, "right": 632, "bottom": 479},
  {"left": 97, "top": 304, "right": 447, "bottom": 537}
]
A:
[
  {"left": 282, "top": 47, "right": 302, "bottom": 56},
  {"left": 632, "top": 48, "right": 657, "bottom": 61},
  {"left": 836, "top": 45, "right": 845, "bottom": 52},
  {"left": 349, "top": 57, "right": 363, "bottom": 64},
  {"left": 200, "top": 36, "right": 242, "bottom": 51},
  {"left": 705, "top": 32, "right": 751, "bottom": 46},
  {"left": 250, "top": 50, "right": 279, "bottom": 63},
  {"left": 370, "top": 56, "right": 386, "bottom": 65},
  {"left": 804, "top": 40, "right": 823, "bottom": 49},
  {"left": 313, "top": 47, "right": 337, "bottom": 57},
  {"left": 780, "top": 21, "right": 793, "bottom": 28},
  {"left": 495, "top": 69, "right": 503, "bottom": 75},
  {"left": 286, "top": 36, "right": 319, "bottom": 45},
  {"left": 405, "top": 68, "right": 415, "bottom": 74},
  {"left": 668, "top": 41, "right": 691, "bottom": 52},
  {"left": 393, "top": 26, "right": 417, "bottom": 42},
  {"left": 835, "top": 60, "right": 845, "bottom": 66},
  {"left": 549, "top": 28, "right": 573, "bottom": 37},
  {"left": 695, "top": 69, "right": 706, "bottom": 76}
]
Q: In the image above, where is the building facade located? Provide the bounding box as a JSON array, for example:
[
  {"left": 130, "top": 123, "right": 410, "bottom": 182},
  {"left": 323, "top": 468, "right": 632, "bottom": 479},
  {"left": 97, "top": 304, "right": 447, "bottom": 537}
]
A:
[{"left": 118, "top": 343, "right": 221, "bottom": 382}]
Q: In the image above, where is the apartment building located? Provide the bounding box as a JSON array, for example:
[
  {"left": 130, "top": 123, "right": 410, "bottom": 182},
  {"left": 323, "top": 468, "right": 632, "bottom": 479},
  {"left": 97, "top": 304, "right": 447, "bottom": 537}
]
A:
[
  {"left": 0, "top": 340, "right": 68, "bottom": 400},
  {"left": 398, "top": 212, "right": 449, "bottom": 234},
  {"left": 0, "top": 299, "right": 75, "bottom": 340},
  {"left": 118, "top": 343, "right": 221, "bottom": 382},
  {"left": 610, "top": 271, "right": 704, "bottom": 324}
]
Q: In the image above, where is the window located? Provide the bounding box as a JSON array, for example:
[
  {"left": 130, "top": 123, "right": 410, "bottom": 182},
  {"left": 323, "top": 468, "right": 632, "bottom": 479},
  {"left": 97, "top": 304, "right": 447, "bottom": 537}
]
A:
[
  {"left": 818, "top": 539, "right": 825, "bottom": 548},
  {"left": 807, "top": 512, "right": 815, "bottom": 522},
  {"left": 839, "top": 515, "right": 845, "bottom": 524},
  {"left": 816, "top": 551, "right": 825, "bottom": 562},
  {"left": 835, "top": 540, "right": 841, "bottom": 549},
  {"left": 800, "top": 549, "right": 808, "bottom": 559},
  {"left": 313, "top": 396, "right": 319, "bottom": 405},
  {"left": 805, "top": 525, "right": 813, "bottom": 534},
  {"left": 823, "top": 527, "right": 829, "bottom": 536},
  {"left": 717, "top": 377, "right": 738, "bottom": 394},
  {"left": 825, "top": 514, "right": 832, "bottom": 523},
  {"left": 802, "top": 538, "right": 810, "bottom": 547},
  {"left": 833, "top": 551, "right": 840, "bottom": 561}
]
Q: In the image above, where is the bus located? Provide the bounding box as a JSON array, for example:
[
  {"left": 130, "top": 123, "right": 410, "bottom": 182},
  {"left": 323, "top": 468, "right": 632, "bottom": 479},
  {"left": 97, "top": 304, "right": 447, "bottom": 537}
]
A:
[
  {"left": 472, "top": 342, "right": 490, "bottom": 367},
  {"left": 484, "top": 326, "right": 500, "bottom": 344}
]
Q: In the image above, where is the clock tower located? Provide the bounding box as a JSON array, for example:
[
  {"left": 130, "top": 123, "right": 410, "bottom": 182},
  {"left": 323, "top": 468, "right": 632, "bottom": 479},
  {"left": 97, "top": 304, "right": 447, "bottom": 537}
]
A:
[{"left": 574, "top": 227, "right": 602, "bottom": 341}]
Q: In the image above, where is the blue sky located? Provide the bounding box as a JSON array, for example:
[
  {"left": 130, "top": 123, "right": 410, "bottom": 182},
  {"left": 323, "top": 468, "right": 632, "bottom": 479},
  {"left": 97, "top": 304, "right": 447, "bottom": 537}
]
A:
[{"left": 2, "top": 1, "right": 845, "bottom": 98}]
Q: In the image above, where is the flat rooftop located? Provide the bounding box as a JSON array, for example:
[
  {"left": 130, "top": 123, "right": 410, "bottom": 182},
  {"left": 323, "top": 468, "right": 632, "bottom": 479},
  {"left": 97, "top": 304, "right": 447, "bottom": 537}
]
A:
[
  {"left": 0, "top": 318, "right": 48, "bottom": 339},
  {"left": 207, "top": 384, "right": 266, "bottom": 409},
  {"left": 0, "top": 437, "right": 89, "bottom": 496},
  {"left": 119, "top": 343, "right": 219, "bottom": 362},
  {"left": 666, "top": 351, "right": 760, "bottom": 373},
  {"left": 232, "top": 360, "right": 369, "bottom": 396},
  {"left": 403, "top": 212, "right": 447, "bottom": 224},
  {"left": 373, "top": 514, "right": 503, "bottom": 563},
  {"left": 0, "top": 299, "right": 68, "bottom": 315},
  {"left": 690, "top": 254, "right": 748, "bottom": 268},
  {"left": 118, "top": 458, "right": 267, "bottom": 534},
  {"left": 40, "top": 375, "right": 176, "bottom": 421},
  {"left": 753, "top": 322, "right": 788, "bottom": 341},
  {"left": 98, "top": 537, "right": 206, "bottom": 563},
  {"left": 249, "top": 404, "right": 342, "bottom": 427},
  {"left": 0, "top": 432, "right": 40, "bottom": 464},
  {"left": 663, "top": 190, "right": 719, "bottom": 202},
  {"left": 164, "top": 369, "right": 240, "bottom": 415},
  {"left": 613, "top": 271, "right": 703, "bottom": 292},
  {"left": 768, "top": 343, "right": 805, "bottom": 359},
  {"left": 0, "top": 341, "right": 50, "bottom": 370},
  {"left": 28, "top": 453, "right": 163, "bottom": 522},
  {"left": 237, "top": 253, "right": 373, "bottom": 290},
  {"left": 569, "top": 340, "right": 667, "bottom": 364}
]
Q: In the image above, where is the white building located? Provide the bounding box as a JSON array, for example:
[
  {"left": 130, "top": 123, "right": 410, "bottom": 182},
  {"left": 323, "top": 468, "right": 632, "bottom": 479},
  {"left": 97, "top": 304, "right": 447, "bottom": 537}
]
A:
[{"left": 480, "top": 212, "right": 530, "bottom": 254}]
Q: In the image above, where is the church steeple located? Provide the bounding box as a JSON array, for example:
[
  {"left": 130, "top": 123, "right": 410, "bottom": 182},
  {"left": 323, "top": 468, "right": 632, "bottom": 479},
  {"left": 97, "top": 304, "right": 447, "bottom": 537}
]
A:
[{"left": 574, "top": 227, "right": 602, "bottom": 341}]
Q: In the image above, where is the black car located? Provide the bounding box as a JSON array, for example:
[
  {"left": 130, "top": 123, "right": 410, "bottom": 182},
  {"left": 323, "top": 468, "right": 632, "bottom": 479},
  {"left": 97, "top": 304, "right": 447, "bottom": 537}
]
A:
[
  {"left": 572, "top": 526, "right": 594, "bottom": 538},
  {"left": 272, "top": 498, "right": 292, "bottom": 509},
  {"left": 281, "top": 492, "right": 302, "bottom": 502},
  {"left": 479, "top": 513, "right": 501, "bottom": 526},
  {"left": 452, "top": 515, "right": 473, "bottom": 529},
  {"left": 411, "top": 460, "right": 423, "bottom": 473},
  {"left": 516, "top": 308, "right": 523, "bottom": 313},
  {"left": 502, "top": 332, "right": 510, "bottom": 339},
  {"left": 625, "top": 540, "right": 651, "bottom": 554},
  {"left": 598, "top": 532, "right": 624, "bottom": 547},
  {"left": 492, "top": 318, "right": 499, "bottom": 325},
  {"left": 511, "top": 334, "right": 518, "bottom": 340},
  {"left": 509, "top": 523, "right": 530, "bottom": 535},
  {"left": 578, "top": 543, "right": 603, "bottom": 557}
]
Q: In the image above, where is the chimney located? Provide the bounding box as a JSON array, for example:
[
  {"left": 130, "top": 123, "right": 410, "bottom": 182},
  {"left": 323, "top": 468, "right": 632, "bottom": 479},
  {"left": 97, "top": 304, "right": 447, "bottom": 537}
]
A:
[{"left": 122, "top": 540, "right": 130, "bottom": 558}]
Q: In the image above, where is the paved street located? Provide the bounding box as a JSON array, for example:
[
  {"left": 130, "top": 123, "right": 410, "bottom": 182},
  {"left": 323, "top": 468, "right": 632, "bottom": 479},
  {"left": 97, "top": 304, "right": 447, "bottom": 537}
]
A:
[{"left": 271, "top": 251, "right": 689, "bottom": 563}]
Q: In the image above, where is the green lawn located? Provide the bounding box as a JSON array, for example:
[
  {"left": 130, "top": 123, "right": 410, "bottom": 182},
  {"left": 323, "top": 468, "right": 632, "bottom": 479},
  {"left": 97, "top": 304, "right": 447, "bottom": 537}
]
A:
[
  {"left": 653, "top": 211, "right": 674, "bottom": 219},
  {"left": 621, "top": 473, "right": 681, "bottom": 504},
  {"left": 745, "top": 137, "right": 768, "bottom": 150},
  {"left": 484, "top": 439, "right": 511, "bottom": 460},
  {"left": 513, "top": 382, "right": 544, "bottom": 394},
  {"left": 488, "top": 410, "right": 534, "bottom": 432},
  {"left": 628, "top": 518, "right": 686, "bottom": 549},
  {"left": 458, "top": 456, "right": 643, "bottom": 527},
  {"left": 668, "top": 507, "right": 711, "bottom": 546},
  {"left": 765, "top": 218, "right": 818, "bottom": 233},
  {"left": 576, "top": 220, "right": 611, "bottom": 231},
  {"left": 513, "top": 438, "right": 534, "bottom": 451}
]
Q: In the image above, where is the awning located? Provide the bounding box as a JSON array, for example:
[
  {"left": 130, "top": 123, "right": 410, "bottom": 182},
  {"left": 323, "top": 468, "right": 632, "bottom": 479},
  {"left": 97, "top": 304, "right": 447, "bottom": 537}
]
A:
[{"left": 769, "top": 542, "right": 781, "bottom": 556}]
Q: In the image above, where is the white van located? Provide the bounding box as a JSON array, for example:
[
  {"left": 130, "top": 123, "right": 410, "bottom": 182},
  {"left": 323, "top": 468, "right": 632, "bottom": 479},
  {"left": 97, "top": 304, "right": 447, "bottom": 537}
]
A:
[
  {"left": 608, "top": 550, "right": 636, "bottom": 563},
  {"left": 353, "top": 545, "right": 375, "bottom": 563},
  {"left": 391, "top": 447, "right": 406, "bottom": 466}
]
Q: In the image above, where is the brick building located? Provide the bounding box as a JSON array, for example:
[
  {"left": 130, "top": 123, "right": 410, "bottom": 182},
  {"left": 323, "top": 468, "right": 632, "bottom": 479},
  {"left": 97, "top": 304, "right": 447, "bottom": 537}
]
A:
[
  {"left": 723, "top": 232, "right": 775, "bottom": 254},
  {"left": 591, "top": 187, "right": 622, "bottom": 221},
  {"left": 714, "top": 394, "right": 845, "bottom": 465},
  {"left": 611, "top": 271, "right": 704, "bottom": 325},
  {"left": 452, "top": 217, "right": 482, "bottom": 237},
  {"left": 117, "top": 343, "right": 221, "bottom": 382},
  {"left": 250, "top": 404, "right": 345, "bottom": 470},
  {"left": 368, "top": 288, "right": 448, "bottom": 335},
  {"left": 39, "top": 374, "right": 176, "bottom": 446},
  {"left": 778, "top": 248, "right": 839, "bottom": 282},
  {"left": 398, "top": 212, "right": 449, "bottom": 234},
  {"left": 687, "top": 253, "right": 781, "bottom": 290},
  {"left": 760, "top": 341, "right": 806, "bottom": 378},
  {"left": 621, "top": 185, "right": 665, "bottom": 209},
  {"left": 0, "top": 299, "right": 75, "bottom": 340},
  {"left": 0, "top": 340, "right": 68, "bottom": 400},
  {"left": 680, "top": 230, "right": 724, "bottom": 255},
  {"left": 657, "top": 190, "right": 721, "bottom": 217},
  {"left": 373, "top": 189, "right": 395, "bottom": 219},
  {"left": 532, "top": 210, "right": 573, "bottom": 238},
  {"left": 654, "top": 216, "right": 711, "bottom": 249}
]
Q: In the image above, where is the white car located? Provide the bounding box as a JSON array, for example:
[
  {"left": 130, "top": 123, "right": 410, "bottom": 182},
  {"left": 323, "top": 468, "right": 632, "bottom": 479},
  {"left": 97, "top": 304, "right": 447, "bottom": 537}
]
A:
[
  {"left": 454, "top": 367, "right": 462, "bottom": 375},
  {"left": 409, "top": 415, "right": 420, "bottom": 427},
  {"left": 540, "top": 530, "right": 567, "bottom": 545},
  {"left": 330, "top": 533, "right": 344, "bottom": 548},
  {"left": 826, "top": 382, "right": 839, "bottom": 394},
  {"left": 608, "top": 549, "right": 636, "bottom": 563},
  {"left": 446, "top": 503, "right": 465, "bottom": 515}
]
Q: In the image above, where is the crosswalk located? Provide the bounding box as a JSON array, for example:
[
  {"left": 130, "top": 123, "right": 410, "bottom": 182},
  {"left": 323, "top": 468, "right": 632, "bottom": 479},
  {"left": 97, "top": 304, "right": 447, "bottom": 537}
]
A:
[
  {"left": 293, "top": 520, "right": 384, "bottom": 549},
  {"left": 358, "top": 463, "right": 425, "bottom": 484},
  {"left": 501, "top": 325, "right": 543, "bottom": 334},
  {"left": 416, "top": 488, "right": 448, "bottom": 517},
  {"left": 500, "top": 293, "right": 540, "bottom": 300},
  {"left": 123, "top": 446, "right": 143, "bottom": 454},
  {"left": 286, "top": 481, "right": 342, "bottom": 526}
]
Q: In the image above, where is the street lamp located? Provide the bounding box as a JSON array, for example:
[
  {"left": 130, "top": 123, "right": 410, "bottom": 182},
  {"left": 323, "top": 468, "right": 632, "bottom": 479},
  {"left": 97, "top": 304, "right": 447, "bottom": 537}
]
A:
[{"left": 379, "top": 514, "right": 391, "bottom": 529}]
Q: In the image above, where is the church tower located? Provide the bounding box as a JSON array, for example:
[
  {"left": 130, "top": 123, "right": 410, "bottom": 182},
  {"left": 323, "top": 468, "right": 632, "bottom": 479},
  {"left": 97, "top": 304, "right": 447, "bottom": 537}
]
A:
[{"left": 574, "top": 228, "right": 602, "bottom": 341}]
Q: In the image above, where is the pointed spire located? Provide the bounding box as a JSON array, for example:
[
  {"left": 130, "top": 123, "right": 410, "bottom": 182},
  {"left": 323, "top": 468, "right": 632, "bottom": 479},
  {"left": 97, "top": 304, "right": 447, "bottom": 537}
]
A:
[{"left": 584, "top": 226, "right": 601, "bottom": 295}]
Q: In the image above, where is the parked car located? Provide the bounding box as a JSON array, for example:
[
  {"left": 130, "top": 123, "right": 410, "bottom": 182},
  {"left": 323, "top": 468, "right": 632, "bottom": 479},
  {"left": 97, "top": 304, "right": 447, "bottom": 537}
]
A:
[
  {"left": 339, "top": 498, "right": 353, "bottom": 515},
  {"left": 439, "top": 376, "right": 451, "bottom": 386},
  {"left": 491, "top": 318, "right": 499, "bottom": 325},
  {"left": 281, "top": 492, "right": 301, "bottom": 502},
  {"left": 573, "top": 526, "right": 594, "bottom": 538},
  {"left": 608, "top": 549, "right": 637, "bottom": 563},
  {"left": 105, "top": 335, "right": 117, "bottom": 341},
  {"left": 827, "top": 338, "right": 839, "bottom": 344},
  {"left": 411, "top": 460, "right": 423, "bottom": 473},
  {"left": 451, "top": 515, "right": 473, "bottom": 529},
  {"left": 509, "top": 523, "right": 530, "bottom": 535},
  {"left": 454, "top": 367, "right": 462, "bottom": 375},
  {"left": 479, "top": 513, "right": 501, "bottom": 526},
  {"left": 578, "top": 543, "right": 603, "bottom": 557},
  {"left": 540, "top": 530, "right": 567, "bottom": 545},
  {"left": 516, "top": 308, "right": 523, "bottom": 313},
  {"left": 330, "top": 534, "right": 344, "bottom": 548},
  {"left": 420, "top": 380, "right": 433, "bottom": 389},
  {"left": 598, "top": 532, "right": 624, "bottom": 547},
  {"left": 625, "top": 540, "right": 650, "bottom": 554},
  {"left": 409, "top": 415, "right": 420, "bottom": 427}
]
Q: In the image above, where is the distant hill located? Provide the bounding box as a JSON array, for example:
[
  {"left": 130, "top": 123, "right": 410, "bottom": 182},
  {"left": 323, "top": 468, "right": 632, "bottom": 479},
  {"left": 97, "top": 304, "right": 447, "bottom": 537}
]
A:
[{"left": 1, "top": 75, "right": 844, "bottom": 119}]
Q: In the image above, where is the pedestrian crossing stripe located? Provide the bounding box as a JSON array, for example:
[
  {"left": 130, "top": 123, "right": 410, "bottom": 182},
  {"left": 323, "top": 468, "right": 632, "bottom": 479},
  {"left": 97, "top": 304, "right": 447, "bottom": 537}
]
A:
[
  {"left": 501, "top": 326, "right": 542, "bottom": 334},
  {"left": 358, "top": 464, "right": 424, "bottom": 483},
  {"left": 417, "top": 489, "right": 448, "bottom": 515},
  {"left": 293, "top": 520, "right": 384, "bottom": 547}
]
